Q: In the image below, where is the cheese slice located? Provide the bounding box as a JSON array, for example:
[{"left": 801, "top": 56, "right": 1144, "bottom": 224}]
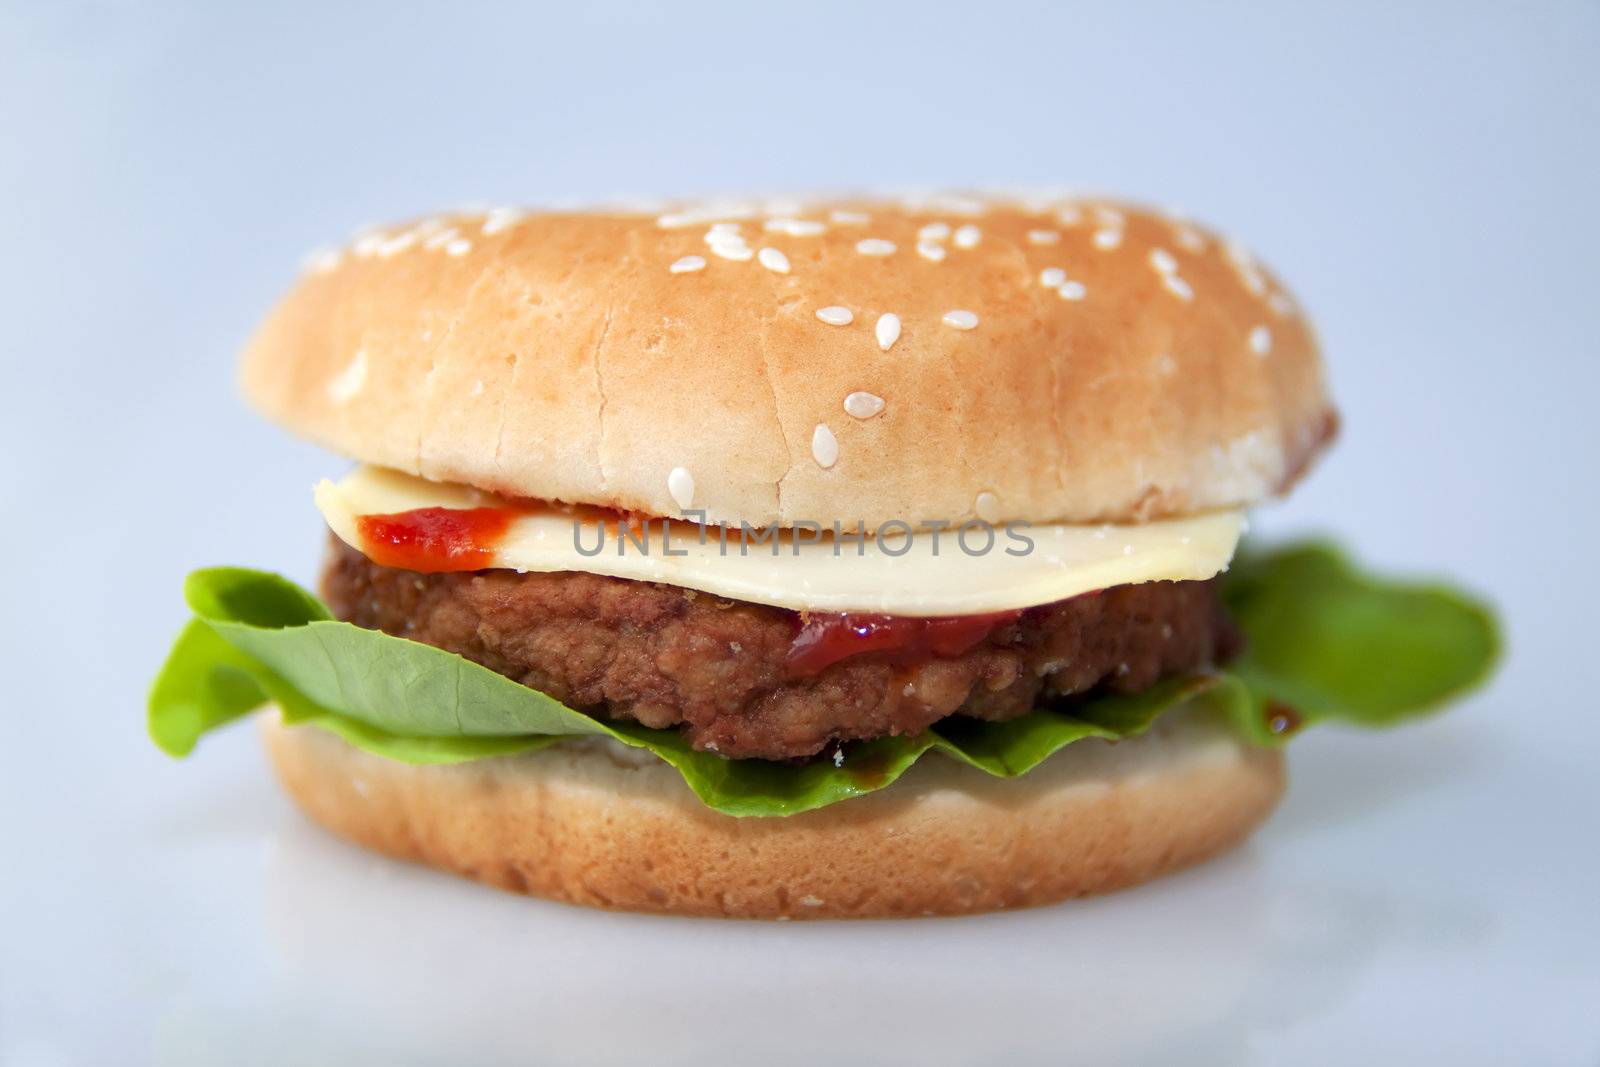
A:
[{"left": 315, "top": 466, "right": 1246, "bottom": 616}]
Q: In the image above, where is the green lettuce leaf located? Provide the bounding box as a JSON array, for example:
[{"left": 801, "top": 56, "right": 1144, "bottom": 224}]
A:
[
  {"left": 148, "top": 541, "right": 1499, "bottom": 816},
  {"left": 1219, "top": 541, "right": 1501, "bottom": 741}
]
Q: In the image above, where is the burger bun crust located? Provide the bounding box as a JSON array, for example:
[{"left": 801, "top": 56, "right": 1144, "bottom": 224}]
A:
[
  {"left": 262, "top": 701, "right": 1284, "bottom": 919},
  {"left": 241, "top": 196, "right": 1334, "bottom": 527}
]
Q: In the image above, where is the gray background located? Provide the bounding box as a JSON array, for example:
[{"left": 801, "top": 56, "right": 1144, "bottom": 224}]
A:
[{"left": 3, "top": 3, "right": 1597, "bottom": 1064}]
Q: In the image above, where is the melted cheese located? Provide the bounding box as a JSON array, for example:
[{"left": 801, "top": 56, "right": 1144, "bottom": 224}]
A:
[{"left": 315, "top": 466, "right": 1245, "bottom": 616}]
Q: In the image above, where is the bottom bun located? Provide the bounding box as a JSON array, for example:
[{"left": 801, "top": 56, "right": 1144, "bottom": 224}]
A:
[{"left": 261, "top": 701, "right": 1285, "bottom": 919}]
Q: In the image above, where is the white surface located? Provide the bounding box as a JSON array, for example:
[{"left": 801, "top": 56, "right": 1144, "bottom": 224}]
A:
[{"left": 2, "top": 3, "right": 1598, "bottom": 1064}]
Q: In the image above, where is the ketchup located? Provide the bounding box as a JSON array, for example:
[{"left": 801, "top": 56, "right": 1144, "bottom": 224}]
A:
[
  {"left": 786, "top": 610, "right": 1022, "bottom": 678},
  {"left": 355, "top": 507, "right": 517, "bottom": 572},
  {"left": 1264, "top": 701, "right": 1304, "bottom": 737}
]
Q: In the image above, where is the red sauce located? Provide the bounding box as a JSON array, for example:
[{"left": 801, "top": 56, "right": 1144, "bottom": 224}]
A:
[
  {"left": 844, "top": 746, "right": 897, "bottom": 789},
  {"left": 785, "top": 609, "right": 1023, "bottom": 678},
  {"left": 1264, "top": 701, "right": 1304, "bottom": 737},
  {"left": 355, "top": 507, "right": 519, "bottom": 572}
]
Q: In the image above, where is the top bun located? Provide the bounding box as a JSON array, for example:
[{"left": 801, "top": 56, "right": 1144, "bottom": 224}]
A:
[{"left": 240, "top": 194, "right": 1335, "bottom": 527}]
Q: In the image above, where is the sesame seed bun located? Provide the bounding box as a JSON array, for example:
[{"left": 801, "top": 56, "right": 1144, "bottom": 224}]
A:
[
  {"left": 260, "top": 700, "right": 1285, "bottom": 919},
  {"left": 241, "top": 195, "right": 1334, "bottom": 526}
]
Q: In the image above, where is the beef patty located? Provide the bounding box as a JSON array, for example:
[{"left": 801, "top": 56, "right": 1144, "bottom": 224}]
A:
[{"left": 321, "top": 536, "right": 1240, "bottom": 761}]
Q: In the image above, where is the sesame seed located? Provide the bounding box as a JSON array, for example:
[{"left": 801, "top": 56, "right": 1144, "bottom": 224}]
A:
[
  {"left": 1267, "top": 291, "right": 1295, "bottom": 316},
  {"left": 761, "top": 196, "right": 803, "bottom": 216},
  {"left": 1057, "top": 281, "right": 1087, "bottom": 300},
  {"left": 875, "top": 312, "right": 901, "bottom": 351},
  {"left": 917, "top": 222, "right": 950, "bottom": 241},
  {"left": 1174, "top": 225, "right": 1206, "bottom": 252},
  {"left": 830, "top": 209, "right": 869, "bottom": 225},
  {"left": 942, "top": 309, "right": 979, "bottom": 330},
  {"left": 412, "top": 217, "right": 448, "bottom": 237},
  {"left": 352, "top": 232, "right": 386, "bottom": 258},
  {"left": 327, "top": 350, "right": 367, "bottom": 404},
  {"left": 1039, "top": 267, "right": 1066, "bottom": 288},
  {"left": 816, "top": 306, "right": 854, "bottom": 326},
  {"left": 669, "top": 255, "right": 706, "bottom": 274},
  {"left": 1162, "top": 274, "right": 1194, "bottom": 301},
  {"left": 709, "top": 241, "right": 753, "bottom": 261},
  {"left": 855, "top": 238, "right": 896, "bottom": 257},
  {"left": 471, "top": 379, "right": 484, "bottom": 396},
  {"left": 812, "top": 423, "right": 839, "bottom": 468},
  {"left": 916, "top": 241, "right": 947, "bottom": 262},
  {"left": 1225, "top": 240, "right": 1267, "bottom": 295},
  {"left": 1092, "top": 228, "right": 1123, "bottom": 250},
  {"left": 757, "top": 247, "right": 791, "bottom": 273},
  {"left": 1056, "top": 204, "right": 1083, "bottom": 225},
  {"left": 423, "top": 226, "right": 460, "bottom": 250},
  {"left": 302, "top": 246, "right": 341, "bottom": 273},
  {"left": 1249, "top": 325, "right": 1273, "bottom": 356},
  {"left": 1027, "top": 229, "right": 1061, "bottom": 245},
  {"left": 974, "top": 491, "right": 1000, "bottom": 522},
  {"left": 481, "top": 208, "right": 524, "bottom": 235},
  {"left": 445, "top": 238, "right": 471, "bottom": 257},
  {"left": 1153, "top": 353, "right": 1177, "bottom": 376},
  {"left": 704, "top": 226, "right": 752, "bottom": 256},
  {"left": 953, "top": 224, "right": 981, "bottom": 249},
  {"left": 763, "top": 218, "right": 826, "bottom": 236},
  {"left": 843, "top": 391, "right": 885, "bottom": 419},
  {"left": 1094, "top": 206, "right": 1125, "bottom": 227},
  {"left": 1149, "top": 248, "right": 1178, "bottom": 274},
  {"left": 919, "top": 193, "right": 986, "bottom": 216},
  {"left": 667, "top": 467, "right": 695, "bottom": 510}
]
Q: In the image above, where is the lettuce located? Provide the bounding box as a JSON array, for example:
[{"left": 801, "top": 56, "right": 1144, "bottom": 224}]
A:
[{"left": 149, "top": 542, "right": 1498, "bottom": 817}]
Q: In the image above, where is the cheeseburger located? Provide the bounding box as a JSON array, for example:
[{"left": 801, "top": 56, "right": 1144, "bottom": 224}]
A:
[{"left": 150, "top": 194, "right": 1497, "bottom": 918}]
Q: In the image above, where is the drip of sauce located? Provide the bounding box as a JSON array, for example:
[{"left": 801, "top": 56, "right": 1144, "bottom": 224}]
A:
[
  {"left": 785, "top": 609, "right": 1023, "bottom": 678},
  {"left": 843, "top": 746, "right": 897, "bottom": 790},
  {"left": 1264, "top": 701, "right": 1304, "bottom": 737},
  {"left": 355, "top": 507, "right": 519, "bottom": 572}
]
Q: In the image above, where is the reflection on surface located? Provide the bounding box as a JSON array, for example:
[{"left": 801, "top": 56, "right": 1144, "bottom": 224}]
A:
[
  {"left": 1269, "top": 720, "right": 1498, "bottom": 835},
  {"left": 116, "top": 717, "right": 1519, "bottom": 1066},
  {"left": 238, "top": 813, "right": 1387, "bottom": 1066}
]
